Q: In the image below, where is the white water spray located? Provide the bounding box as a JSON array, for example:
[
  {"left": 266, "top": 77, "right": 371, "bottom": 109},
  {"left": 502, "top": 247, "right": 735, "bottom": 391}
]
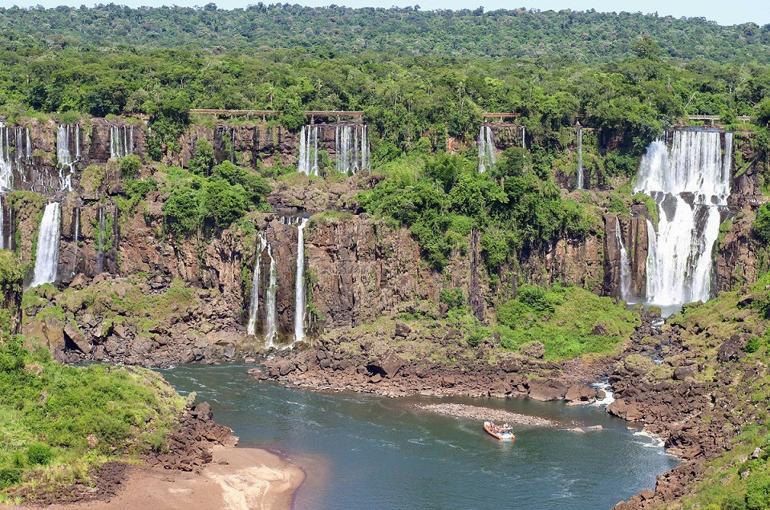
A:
[
  {"left": 298, "top": 125, "right": 319, "bottom": 176},
  {"left": 576, "top": 125, "right": 584, "bottom": 189},
  {"left": 31, "top": 202, "right": 61, "bottom": 287},
  {"left": 110, "top": 124, "right": 134, "bottom": 159},
  {"left": 635, "top": 129, "right": 731, "bottom": 311},
  {"left": 477, "top": 125, "right": 496, "bottom": 173},
  {"left": 293, "top": 218, "right": 309, "bottom": 345},
  {"left": 615, "top": 218, "right": 632, "bottom": 302}
]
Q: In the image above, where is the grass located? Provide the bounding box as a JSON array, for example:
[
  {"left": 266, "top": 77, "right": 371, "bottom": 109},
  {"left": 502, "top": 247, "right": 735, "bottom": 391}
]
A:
[
  {"left": 495, "top": 285, "right": 640, "bottom": 360},
  {"left": 0, "top": 338, "right": 184, "bottom": 501}
]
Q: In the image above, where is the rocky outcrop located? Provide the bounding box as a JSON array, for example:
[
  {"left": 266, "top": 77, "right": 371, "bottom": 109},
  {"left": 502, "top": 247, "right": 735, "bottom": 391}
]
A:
[{"left": 520, "top": 235, "right": 604, "bottom": 294}]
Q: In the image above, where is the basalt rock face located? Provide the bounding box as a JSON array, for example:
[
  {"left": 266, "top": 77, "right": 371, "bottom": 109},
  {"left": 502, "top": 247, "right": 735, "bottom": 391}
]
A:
[
  {"left": 715, "top": 136, "right": 767, "bottom": 292},
  {"left": 305, "top": 216, "right": 441, "bottom": 330},
  {"left": 519, "top": 235, "right": 605, "bottom": 294}
]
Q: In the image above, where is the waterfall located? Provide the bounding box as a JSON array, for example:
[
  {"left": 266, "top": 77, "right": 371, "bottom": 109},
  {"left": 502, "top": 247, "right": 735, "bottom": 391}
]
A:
[
  {"left": 246, "top": 233, "right": 266, "bottom": 337},
  {"left": 72, "top": 206, "right": 80, "bottom": 276},
  {"left": 293, "top": 218, "right": 309, "bottom": 345},
  {"left": 335, "top": 124, "right": 370, "bottom": 174},
  {"left": 615, "top": 218, "right": 632, "bottom": 302},
  {"left": 0, "top": 123, "right": 12, "bottom": 191},
  {"left": 110, "top": 125, "right": 134, "bottom": 159},
  {"left": 0, "top": 195, "right": 4, "bottom": 250},
  {"left": 576, "top": 126, "right": 584, "bottom": 189},
  {"left": 31, "top": 202, "right": 61, "bottom": 287},
  {"left": 635, "top": 129, "right": 731, "bottom": 312},
  {"left": 298, "top": 125, "right": 319, "bottom": 176},
  {"left": 264, "top": 242, "right": 278, "bottom": 348},
  {"left": 56, "top": 125, "right": 77, "bottom": 192},
  {"left": 96, "top": 206, "right": 106, "bottom": 274},
  {"left": 520, "top": 126, "right": 526, "bottom": 149},
  {"left": 477, "top": 125, "right": 496, "bottom": 173}
]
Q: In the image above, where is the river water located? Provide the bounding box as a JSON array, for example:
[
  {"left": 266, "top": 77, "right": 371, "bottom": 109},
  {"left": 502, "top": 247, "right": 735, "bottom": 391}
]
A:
[{"left": 161, "top": 365, "right": 677, "bottom": 510}]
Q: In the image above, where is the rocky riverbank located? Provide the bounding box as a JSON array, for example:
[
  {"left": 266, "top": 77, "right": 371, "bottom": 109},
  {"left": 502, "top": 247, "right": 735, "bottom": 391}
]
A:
[{"left": 252, "top": 305, "right": 756, "bottom": 510}]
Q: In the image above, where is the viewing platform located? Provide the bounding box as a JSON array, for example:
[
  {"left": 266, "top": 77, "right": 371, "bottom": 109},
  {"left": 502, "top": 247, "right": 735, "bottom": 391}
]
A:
[{"left": 189, "top": 109, "right": 364, "bottom": 122}]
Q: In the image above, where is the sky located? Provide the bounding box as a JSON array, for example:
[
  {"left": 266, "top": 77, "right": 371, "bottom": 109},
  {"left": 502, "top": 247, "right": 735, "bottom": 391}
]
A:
[{"left": 2, "top": 0, "right": 768, "bottom": 26}]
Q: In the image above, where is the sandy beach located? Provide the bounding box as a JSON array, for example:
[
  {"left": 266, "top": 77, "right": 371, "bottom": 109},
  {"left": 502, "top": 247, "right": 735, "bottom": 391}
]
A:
[{"left": 3, "top": 446, "right": 305, "bottom": 510}]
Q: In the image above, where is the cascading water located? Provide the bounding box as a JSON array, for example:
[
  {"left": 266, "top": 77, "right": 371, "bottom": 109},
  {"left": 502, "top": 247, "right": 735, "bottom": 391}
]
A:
[
  {"left": 615, "top": 218, "right": 633, "bottom": 302},
  {"left": 477, "top": 125, "right": 496, "bottom": 173},
  {"left": 635, "top": 129, "right": 731, "bottom": 313},
  {"left": 520, "top": 126, "right": 526, "bottom": 149},
  {"left": 0, "top": 123, "right": 13, "bottom": 191},
  {"left": 96, "top": 206, "right": 106, "bottom": 274},
  {"left": 0, "top": 195, "right": 4, "bottom": 250},
  {"left": 247, "top": 233, "right": 267, "bottom": 337},
  {"left": 31, "top": 202, "right": 61, "bottom": 287},
  {"left": 293, "top": 218, "right": 309, "bottom": 346},
  {"left": 110, "top": 125, "right": 134, "bottom": 159},
  {"left": 264, "top": 243, "right": 278, "bottom": 348},
  {"left": 298, "top": 125, "right": 319, "bottom": 176},
  {"left": 56, "top": 125, "right": 78, "bottom": 192},
  {"left": 576, "top": 125, "right": 584, "bottom": 189},
  {"left": 335, "top": 124, "right": 370, "bottom": 174}
]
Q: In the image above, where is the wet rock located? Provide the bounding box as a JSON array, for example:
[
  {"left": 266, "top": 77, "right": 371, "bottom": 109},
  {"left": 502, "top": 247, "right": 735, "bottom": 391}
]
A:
[{"left": 607, "top": 399, "right": 643, "bottom": 421}]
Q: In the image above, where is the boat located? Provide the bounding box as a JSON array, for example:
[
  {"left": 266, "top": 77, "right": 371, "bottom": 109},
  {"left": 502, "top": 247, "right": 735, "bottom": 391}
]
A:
[{"left": 484, "top": 421, "right": 515, "bottom": 441}]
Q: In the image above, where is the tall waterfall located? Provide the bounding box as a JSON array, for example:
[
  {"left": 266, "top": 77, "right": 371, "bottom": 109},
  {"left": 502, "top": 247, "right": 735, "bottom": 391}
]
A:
[
  {"left": 293, "top": 218, "right": 309, "bottom": 345},
  {"left": 247, "top": 233, "right": 267, "bottom": 337},
  {"left": 0, "top": 123, "right": 13, "bottom": 191},
  {"left": 0, "top": 195, "right": 4, "bottom": 250},
  {"left": 477, "top": 125, "right": 496, "bottom": 173},
  {"left": 31, "top": 202, "right": 61, "bottom": 287},
  {"left": 264, "top": 242, "right": 278, "bottom": 348},
  {"left": 576, "top": 126, "right": 584, "bottom": 189},
  {"left": 520, "top": 126, "right": 526, "bottom": 149},
  {"left": 57, "top": 124, "right": 78, "bottom": 192},
  {"left": 110, "top": 125, "right": 134, "bottom": 159},
  {"left": 335, "top": 124, "right": 369, "bottom": 174},
  {"left": 635, "top": 129, "right": 731, "bottom": 311},
  {"left": 615, "top": 218, "right": 632, "bottom": 302},
  {"left": 298, "top": 125, "right": 319, "bottom": 176}
]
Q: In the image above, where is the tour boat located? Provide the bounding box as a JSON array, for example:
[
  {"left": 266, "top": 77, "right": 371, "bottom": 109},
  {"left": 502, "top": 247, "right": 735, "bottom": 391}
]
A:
[{"left": 483, "top": 421, "right": 515, "bottom": 441}]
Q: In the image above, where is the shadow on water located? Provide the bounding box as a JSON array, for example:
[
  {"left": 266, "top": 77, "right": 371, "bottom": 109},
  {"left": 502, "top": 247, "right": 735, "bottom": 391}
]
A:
[{"left": 160, "top": 364, "right": 678, "bottom": 510}]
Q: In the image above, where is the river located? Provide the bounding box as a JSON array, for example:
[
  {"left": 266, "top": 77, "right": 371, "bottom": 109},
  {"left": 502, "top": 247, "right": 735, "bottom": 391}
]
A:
[{"left": 161, "top": 364, "right": 677, "bottom": 510}]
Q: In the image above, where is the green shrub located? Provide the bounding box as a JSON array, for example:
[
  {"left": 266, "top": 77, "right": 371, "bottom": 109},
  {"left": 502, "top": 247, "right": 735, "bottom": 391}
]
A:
[
  {"left": 189, "top": 139, "right": 214, "bottom": 176},
  {"left": 163, "top": 186, "right": 201, "bottom": 237},
  {"left": 26, "top": 443, "right": 53, "bottom": 466},
  {"left": 439, "top": 288, "right": 465, "bottom": 310},
  {"left": 0, "top": 468, "right": 21, "bottom": 489},
  {"left": 118, "top": 154, "right": 141, "bottom": 179},
  {"left": 746, "top": 474, "right": 770, "bottom": 510},
  {"left": 754, "top": 204, "right": 770, "bottom": 244},
  {"left": 745, "top": 337, "right": 762, "bottom": 353}
]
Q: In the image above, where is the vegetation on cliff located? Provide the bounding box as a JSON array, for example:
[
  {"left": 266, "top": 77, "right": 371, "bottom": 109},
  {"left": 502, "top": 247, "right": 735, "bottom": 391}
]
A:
[
  {"left": 0, "top": 255, "right": 185, "bottom": 502},
  {"left": 360, "top": 150, "right": 599, "bottom": 270}
]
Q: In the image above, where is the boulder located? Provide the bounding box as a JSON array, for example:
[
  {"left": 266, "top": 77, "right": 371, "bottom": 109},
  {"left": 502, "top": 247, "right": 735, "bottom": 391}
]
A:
[
  {"left": 64, "top": 324, "right": 91, "bottom": 353},
  {"left": 607, "top": 398, "right": 643, "bottom": 421},
  {"left": 394, "top": 322, "right": 412, "bottom": 338},
  {"left": 565, "top": 384, "right": 598, "bottom": 404},
  {"left": 368, "top": 353, "right": 405, "bottom": 378},
  {"left": 528, "top": 380, "right": 567, "bottom": 401},
  {"left": 673, "top": 367, "right": 695, "bottom": 381}
]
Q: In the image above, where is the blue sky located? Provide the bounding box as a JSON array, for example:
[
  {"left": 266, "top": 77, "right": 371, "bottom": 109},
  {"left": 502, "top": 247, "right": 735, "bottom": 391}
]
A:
[{"left": 2, "top": 0, "right": 767, "bottom": 26}]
